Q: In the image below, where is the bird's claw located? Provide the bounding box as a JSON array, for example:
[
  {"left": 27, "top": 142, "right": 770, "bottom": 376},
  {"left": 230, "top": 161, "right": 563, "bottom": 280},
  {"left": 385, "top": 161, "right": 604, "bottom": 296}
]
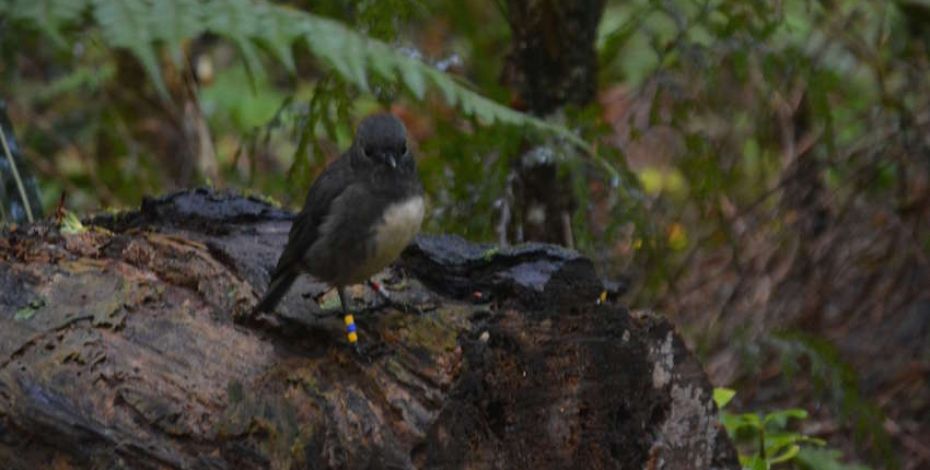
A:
[
  {"left": 364, "top": 296, "right": 424, "bottom": 315},
  {"left": 365, "top": 279, "right": 424, "bottom": 315}
]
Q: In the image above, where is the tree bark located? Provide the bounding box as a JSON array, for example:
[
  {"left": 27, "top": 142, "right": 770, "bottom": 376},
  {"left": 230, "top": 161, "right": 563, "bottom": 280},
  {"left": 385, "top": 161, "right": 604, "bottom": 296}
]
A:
[
  {"left": 502, "top": 0, "right": 605, "bottom": 247},
  {"left": 0, "top": 188, "right": 737, "bottom": 469},
  {"left": 504, "top": 0, "right": 605, "bottom": 116}
]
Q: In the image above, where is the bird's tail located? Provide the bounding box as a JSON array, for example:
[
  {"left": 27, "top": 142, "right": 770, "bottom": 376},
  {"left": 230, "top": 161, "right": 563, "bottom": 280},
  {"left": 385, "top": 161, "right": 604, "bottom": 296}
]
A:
[{"left": 253, "top": 270, "right": 298, "bottom": 313}]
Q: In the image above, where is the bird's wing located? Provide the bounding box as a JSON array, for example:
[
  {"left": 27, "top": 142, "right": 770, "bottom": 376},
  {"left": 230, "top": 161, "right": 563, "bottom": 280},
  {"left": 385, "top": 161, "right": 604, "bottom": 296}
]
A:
[{"left": 269, "top": 154, "right": 354, "bottom": 280}]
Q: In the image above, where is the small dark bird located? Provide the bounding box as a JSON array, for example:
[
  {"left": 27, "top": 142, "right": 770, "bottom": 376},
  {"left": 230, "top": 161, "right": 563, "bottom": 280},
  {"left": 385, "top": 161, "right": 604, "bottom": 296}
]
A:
[{"left": 254, "top": 113, "right": 424, "bottom": 346}]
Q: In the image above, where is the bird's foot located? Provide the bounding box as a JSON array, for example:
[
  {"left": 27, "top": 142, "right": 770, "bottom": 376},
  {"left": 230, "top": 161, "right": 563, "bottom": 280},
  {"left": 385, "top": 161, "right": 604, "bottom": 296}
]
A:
[
  {"left": 348, "top": 339, "right": 391, "bottom": 363},
  {"left": 350, "top": 341, "right": 368, "bottom": 361},
  {"left": 364, "top": 280, "right": 425, "bottom": 315},
  {"left": 364, "top": 295, "right": 424, "bottom": 315}
]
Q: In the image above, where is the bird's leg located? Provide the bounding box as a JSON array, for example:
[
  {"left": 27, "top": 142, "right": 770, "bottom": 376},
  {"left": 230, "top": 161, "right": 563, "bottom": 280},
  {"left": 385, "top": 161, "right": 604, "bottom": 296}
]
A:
[
  {"left": 366, "top": 279, "right": 423, "bottom": 315},
  {"left": 368, "top": 279, "right": 392, "bottom": 302},
  {"left": 338, "top": 287, "right": 361, "bottom": 354}
]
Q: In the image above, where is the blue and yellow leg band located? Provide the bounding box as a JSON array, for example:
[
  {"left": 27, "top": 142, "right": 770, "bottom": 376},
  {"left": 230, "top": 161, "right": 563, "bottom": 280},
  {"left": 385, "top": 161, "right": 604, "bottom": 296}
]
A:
[{"left": 344, "top": 314, "right": 358, "bottom": 345}]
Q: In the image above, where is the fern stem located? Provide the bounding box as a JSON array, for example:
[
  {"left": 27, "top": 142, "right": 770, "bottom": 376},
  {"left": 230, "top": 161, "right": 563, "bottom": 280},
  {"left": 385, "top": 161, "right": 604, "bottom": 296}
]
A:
[{"left": 0, "top": 124, "right": 34, "bottom": 223}]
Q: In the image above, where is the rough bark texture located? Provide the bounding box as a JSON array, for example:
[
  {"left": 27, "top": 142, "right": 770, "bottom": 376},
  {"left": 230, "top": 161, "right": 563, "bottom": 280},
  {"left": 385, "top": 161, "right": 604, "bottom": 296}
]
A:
[
  {"left": 0, "top": 189, "right": 738, "bottom": 469},
  {"left": 504, "top": 0, "right": 605, "bottom": 115}
]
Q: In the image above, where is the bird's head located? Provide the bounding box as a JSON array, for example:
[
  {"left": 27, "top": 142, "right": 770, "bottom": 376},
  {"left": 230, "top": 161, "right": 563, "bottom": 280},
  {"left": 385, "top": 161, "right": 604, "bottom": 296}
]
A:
[{"left": 354, "top": 113, "right": 411, "bottom": 171}]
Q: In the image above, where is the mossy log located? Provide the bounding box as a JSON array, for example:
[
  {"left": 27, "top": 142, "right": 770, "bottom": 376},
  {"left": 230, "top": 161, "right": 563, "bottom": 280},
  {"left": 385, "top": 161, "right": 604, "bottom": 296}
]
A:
[{"left": 0, "top": 189, "right": 738, "bottom": 469}]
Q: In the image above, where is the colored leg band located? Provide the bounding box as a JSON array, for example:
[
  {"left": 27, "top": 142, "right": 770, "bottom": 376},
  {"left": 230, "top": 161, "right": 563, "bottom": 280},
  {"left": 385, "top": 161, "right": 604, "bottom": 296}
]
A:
[{"left": 344, "top": 314, "right": 358, "bottom": 344}]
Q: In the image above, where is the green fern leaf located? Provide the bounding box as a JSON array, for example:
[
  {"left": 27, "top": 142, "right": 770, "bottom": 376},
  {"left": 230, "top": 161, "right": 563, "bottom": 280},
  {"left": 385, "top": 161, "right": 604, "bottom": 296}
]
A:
[
  {"left": 399, "top": 57, "right": 427, "bottom": 99},
  {"left": 150, "top": 0, "right": 201, "bottom": 67},
  {"left": 7, "top": 0, "right": 88, "bottom": 48},
  {"left": 92, "top": 0, "right": 169, "bottom": 98},
  {"left": 299, "top": 16, "right": 370, "bottom": 91},
  {"left": 235, "top": 37, "right": 264, "bottom": 89},
  {"left": 274, "top": 4, "right": 607, "bottom": 175},
  {"left": 203, "top": 0, "right": 265, "bottom": 86},
  {"left": 343, "top": 35, "right": 370, "bottom": 92},
  {"left": 256, "top": 4, "right": 299, "bottom": 75},
  {"left": 426, "top": 69, "right": 459, "bottom": 106},
  {"left": 365, "top": 43, "right": 397, "bottom": 81},
  {"left": 10, "top": 0, "right": 616, "bottom": 179}
]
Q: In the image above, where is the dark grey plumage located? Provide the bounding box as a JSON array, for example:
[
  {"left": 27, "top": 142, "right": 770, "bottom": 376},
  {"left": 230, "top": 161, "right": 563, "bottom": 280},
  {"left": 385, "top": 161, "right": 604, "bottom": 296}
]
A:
[{"left": 254, "top": 113, "right": 424, "bottom": 314}]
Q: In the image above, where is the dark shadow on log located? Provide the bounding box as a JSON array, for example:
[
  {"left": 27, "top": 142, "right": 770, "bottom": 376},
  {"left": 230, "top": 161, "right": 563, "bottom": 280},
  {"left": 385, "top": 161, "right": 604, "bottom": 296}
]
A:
[{"left": 0, "top": 189, "right": 738, "bottom": 469}]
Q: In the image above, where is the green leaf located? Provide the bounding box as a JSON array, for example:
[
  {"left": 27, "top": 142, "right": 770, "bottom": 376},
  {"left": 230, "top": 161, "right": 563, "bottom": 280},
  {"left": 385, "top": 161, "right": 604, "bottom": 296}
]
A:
[
  {"left": 204, "top": 0, "right": 265, "bottom": 87},
  {"left": 15, "top": 306, "right": 36, "bottom": 321},
  {"left": 721, "top": 411, "right": 762, "bottom": 433},
  {"left": 427, "top": 69, "right": 458, "bottom": 106},
  {"left": 13, "top": 0, "right": 606, "bottom": 171},
  {"left": 796, "top": 448, "right": 872, "bottom": 470},
  {"left": 150, "top": 0, "right": 201, "bottom": 67},
  {"left": 272, "top": 3, "right": 597, "bottom": 158},
  {"left": 763, "top": 433, "right": 824, "bottom": 466},
  {"left": 257, "top": 6, "right": 299, "bottom": 75},
  {"left": 61, "top": 211, "right": 87, "bottom": 234},
  {"left": 366, "top": 43, "right": 397, "bottom": 80},
  {"left": 36, "top": 63, "right": 115, "bottom": 102},
  {"left": 342, "top": 35, "right": 369, "bottom": 92},
  {"left": 713, "top": 387, "right": 736, "bottom": 409},
  {"left": 762, "top": 408, "right": 808, "bottom": 428},
  {"left": 768, "top": 444, "right": 801, "bottom": 464},
  {"left": 399, "top": 57, "right": 427, "bottom": 99},
  {"left": 8, "top": 0, "right": 88, "bottom": 48},
  {"left": 318, "top": 292, "right": 341, "bottom": 311},
  {"left": 14, "top": 299, "right": 45, "bottom": 321},
  {"left": 302, "top": 18, "right": 359, "bottom": 89},
  {"left": 741, "top": 455, "right": 769, "bottom": 470},
  {"left": 235, "top": 37, "right": 265, "bottom": 89},
  {"left": 92, "top": 0, "right": 169, "bottom": 99}
]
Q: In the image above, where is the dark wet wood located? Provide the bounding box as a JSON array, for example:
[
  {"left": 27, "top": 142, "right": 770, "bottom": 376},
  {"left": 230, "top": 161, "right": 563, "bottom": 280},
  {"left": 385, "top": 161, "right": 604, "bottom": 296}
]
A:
[
  {"left": 504, "top": 0, "right": 605, "bottom": 115},
  {"left": 500, "top": 0, "right": 605, "bottom": 247},
  {"left": 0, "top": 188, "right": 738, "bottom": 469}
]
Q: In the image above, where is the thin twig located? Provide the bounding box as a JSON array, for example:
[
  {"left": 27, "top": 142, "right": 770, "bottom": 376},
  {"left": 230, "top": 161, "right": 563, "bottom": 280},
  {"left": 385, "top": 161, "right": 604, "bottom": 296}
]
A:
[{"left": 0, "top": 122, "right": 34, "bottom": 223}]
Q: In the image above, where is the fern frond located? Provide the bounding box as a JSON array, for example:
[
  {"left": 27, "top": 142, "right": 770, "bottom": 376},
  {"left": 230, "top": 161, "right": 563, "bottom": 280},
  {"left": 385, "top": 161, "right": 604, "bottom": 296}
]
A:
[
  {"left": 150, "top": 0, "right": 201, "bottom": 67},
  {"left": 204, "top": 0, "right": 267, "bottom": 87},
  {"left": 266, "top": 5, "right": 610, "bottom": 173},
  {"left": 4, "top": 0, "right": 88, "bottom": 48},
  {"left": 255, "top": 3, "right": 298, "bottom": 75},
  {"left": 91, "top": 0, "right": 169, "bottom": 98},
  {"left": 296, "top": 14, "right": 371, "bottom": 92},
  {"left": 7, "top": 0, "right": 616, "bottom": 177}
]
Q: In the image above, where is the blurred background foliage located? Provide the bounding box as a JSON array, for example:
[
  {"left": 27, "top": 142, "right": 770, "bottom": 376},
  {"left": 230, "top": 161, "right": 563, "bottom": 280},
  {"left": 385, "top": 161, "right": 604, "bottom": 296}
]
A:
[{"left": 2, "top": 0, "right": 930, "bottom": 468}]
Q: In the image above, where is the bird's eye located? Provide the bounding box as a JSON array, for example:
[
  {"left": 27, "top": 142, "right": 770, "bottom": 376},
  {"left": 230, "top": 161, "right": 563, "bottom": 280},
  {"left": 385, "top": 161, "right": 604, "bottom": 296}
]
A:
[{"left": 363, "top": 147, "right": 373, "bottom": 157}]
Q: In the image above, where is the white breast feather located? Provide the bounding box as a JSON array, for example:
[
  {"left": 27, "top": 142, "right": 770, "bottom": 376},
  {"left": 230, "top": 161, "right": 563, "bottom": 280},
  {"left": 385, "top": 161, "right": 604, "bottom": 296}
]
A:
[{"left": 364, "top": 196, "right": 425, "bottom": 277}]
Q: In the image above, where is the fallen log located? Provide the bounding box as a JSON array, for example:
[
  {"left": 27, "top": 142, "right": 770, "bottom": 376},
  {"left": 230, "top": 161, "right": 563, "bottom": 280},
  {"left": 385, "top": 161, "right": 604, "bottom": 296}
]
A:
[{"left": 0, "top": 188, "right": 738, "bottom": 469}]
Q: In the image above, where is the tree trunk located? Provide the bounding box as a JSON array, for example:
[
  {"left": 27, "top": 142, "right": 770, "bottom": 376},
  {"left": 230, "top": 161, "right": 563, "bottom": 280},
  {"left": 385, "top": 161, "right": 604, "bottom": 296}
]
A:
[
  {"left": 504, "top": 0, "right": 604, "bottom": 116},
  {"left": 0, "top": 189, "right": 737, "bottom": 469},
  {"left": 501, "top": 0, "right": 605, "bottom": 247}
]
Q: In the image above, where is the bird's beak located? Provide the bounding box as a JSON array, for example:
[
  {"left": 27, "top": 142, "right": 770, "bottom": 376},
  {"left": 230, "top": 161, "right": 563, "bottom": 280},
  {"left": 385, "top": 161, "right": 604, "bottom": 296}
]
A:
[{"left": 388, "top": 155, "right": 397, "bottom": 169}]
